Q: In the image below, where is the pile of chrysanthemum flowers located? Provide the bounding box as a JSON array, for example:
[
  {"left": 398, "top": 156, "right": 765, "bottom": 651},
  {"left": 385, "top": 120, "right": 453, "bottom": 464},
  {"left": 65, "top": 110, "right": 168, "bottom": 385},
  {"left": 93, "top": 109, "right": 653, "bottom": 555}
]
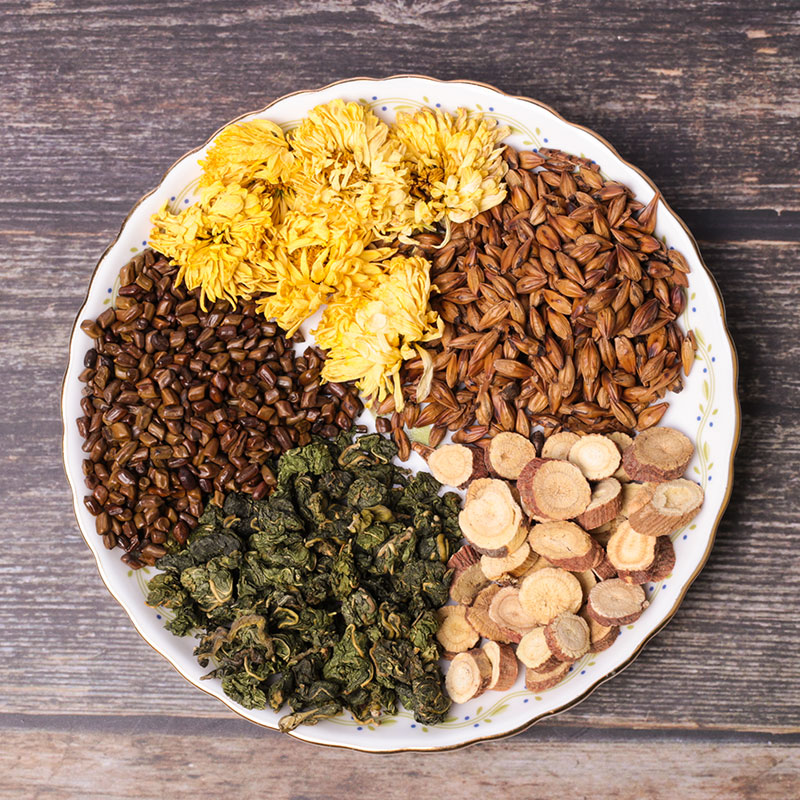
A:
[{"left": 149, "top": 100, "right": 509, "bottom": 407}]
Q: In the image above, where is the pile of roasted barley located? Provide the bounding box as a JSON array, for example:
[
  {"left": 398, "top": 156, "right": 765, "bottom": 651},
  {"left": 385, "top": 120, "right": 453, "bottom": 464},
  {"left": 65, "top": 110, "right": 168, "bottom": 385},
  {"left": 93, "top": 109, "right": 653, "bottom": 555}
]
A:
[{"left": 388, "top": 146, "right": 696, "bottom": 450}]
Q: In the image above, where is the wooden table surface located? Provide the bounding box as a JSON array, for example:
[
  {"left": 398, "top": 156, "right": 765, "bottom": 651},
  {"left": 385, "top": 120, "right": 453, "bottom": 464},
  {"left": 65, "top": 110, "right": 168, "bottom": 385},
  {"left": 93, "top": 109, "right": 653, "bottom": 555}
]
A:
[{"left": 2, "top": 1, "right": 799, "bottom": 797}]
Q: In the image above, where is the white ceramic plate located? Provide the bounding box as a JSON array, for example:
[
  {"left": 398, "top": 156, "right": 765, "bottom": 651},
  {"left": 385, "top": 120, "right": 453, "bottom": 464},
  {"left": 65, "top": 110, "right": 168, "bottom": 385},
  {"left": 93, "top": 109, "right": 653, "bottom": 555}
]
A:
[{"left": 62, "top": 76, "right": 739, "bottom": 752}]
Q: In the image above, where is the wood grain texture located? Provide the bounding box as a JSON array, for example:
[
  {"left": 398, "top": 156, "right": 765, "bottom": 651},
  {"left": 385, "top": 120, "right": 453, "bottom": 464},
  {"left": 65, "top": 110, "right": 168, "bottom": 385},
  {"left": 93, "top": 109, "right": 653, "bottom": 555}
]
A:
[
  {"left": 1, "top": 728, "right": 799, "bottom": 800},
  {"left": 1, "top": 0, "right": 799, "bottom": 794}
]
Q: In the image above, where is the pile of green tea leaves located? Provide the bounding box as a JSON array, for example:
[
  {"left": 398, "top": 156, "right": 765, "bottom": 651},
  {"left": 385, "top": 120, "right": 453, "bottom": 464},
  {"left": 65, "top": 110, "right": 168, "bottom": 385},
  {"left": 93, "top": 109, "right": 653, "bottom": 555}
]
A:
[{"left": 146, "top": 431, "right": 462, "bottom": 730}]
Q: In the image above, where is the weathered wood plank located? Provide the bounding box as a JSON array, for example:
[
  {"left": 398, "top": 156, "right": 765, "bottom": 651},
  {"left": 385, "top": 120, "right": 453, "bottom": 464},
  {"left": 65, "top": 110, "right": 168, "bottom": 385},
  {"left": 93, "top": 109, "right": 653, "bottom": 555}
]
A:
[
  {"left": 1, "top": 728, "right": 798, "bottom": 799},
  {"left": 0, "top": 0, "right": 798, "bottom": 216}
]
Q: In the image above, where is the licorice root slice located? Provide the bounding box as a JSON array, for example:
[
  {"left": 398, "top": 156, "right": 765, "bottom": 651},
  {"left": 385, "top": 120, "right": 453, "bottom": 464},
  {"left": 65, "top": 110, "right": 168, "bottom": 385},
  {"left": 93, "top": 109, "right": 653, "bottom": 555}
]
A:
[
  {"left": 588, "top": 519, "right": 614, "bottom": 548},
  {"left": 486, "top": 432, "right": 539, "bottom": 480},
  {"left": 449, "top": 563, "right": 491, "bottom": 605},
  {"left": 518, "top": 567, "right": 583, "bottom": 625},
  {"left": 609, "top": 432, "right": 634, "bottom": 483},
  {"left": 504, "top": 524, "right": 529, "bottom": 557},
  {"left": 574, "top": 568, "right": 598, "bottom": 602},
  {"left": 447, "top": 543, "right": 480, "bottom": 574},
  {"left": 541, "top": 431, "right": 581, "bottom": 460},
  {"left": 628, "top": 478, "right": 704, "bottom": 536},
  {"left": 580, "top": 608, "right": 620, "bottom": 653},
  {"left": 619, "top": 481, "right": 655, "bottom": 518},
  {"left": 516, "top": 627, "right": 560, "bottom": 672},
  {"left": 507, "top": 547, "right": 543, "bottom": 578},
  {"left": 622, "top": 426, "right": 694, "bottom": 483},
  {"left": 465, "top": 477, "right": 496, "bottom": 504},
  {"left": 436, "top": 605, "right": 480, "bottom": 658},
  {"left": 575, "top": 477, "right": 623, "bottom": 530},
  {"left": 488, "top": 586, "right": 539, "bottom": 638},
  {"left": 480, "top": 542, "right": 538, "bottom": 583},
  {"left": 592, "top": 554, "right": 617, "bottom": 580},
  {"left": 426, "top": 443, "right": 488, "bottom": 488},
  {"left": 466, "top": 585, "right": 518, "bottom": 644},
  {"left": 518, "top": 459, "right": 591, "bottom": 521},
  {"left": 544, "top": 612, "right": 591, "bottom": 661},
  {"left": 483, "top": 641, "right": 519, "bottom": 691},
  {"left": 646, "top": 536, "right": 676, "bottom": 581},
  {"left": 619, "top": 535, "right": 675, "bottom": 584},
  {"left": 568, "top": 434, "right": 621, "bottom": 480},
  {"left": 606, "top": 519, "right": 658, "bottom": 574},
  {"left": 459, "top": 479, "right": 525, "bottom": 557},
  {"left": 524, "top": 662, "right": 570, "bottom": 692},
  {"left": 528, "top": 520, "right": 602, "bottom": 572},
  {"left": 608, "top": 432, "right": 633, "bottom": 452},
  {"left": 586, "top": 579, "right": 649, "bottom": 626},
  {"left": 445, "top": 648, "right": 493, "bottom": 703},
  {"left": 518, "top": 555, "right": 556, "bottom": 580}
]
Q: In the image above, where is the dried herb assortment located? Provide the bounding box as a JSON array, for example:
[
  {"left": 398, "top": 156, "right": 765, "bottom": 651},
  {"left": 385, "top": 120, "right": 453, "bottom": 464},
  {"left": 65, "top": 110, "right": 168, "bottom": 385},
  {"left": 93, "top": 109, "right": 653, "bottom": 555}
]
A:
[
  {"left": 146, "top": 432, "right": 460, "bottom": 729},
  {"left": 432, "top": 427, "right": 704, "bottom": 701},
  {"left": 73, "top": 98, "right": 707, "bottom": 730}
]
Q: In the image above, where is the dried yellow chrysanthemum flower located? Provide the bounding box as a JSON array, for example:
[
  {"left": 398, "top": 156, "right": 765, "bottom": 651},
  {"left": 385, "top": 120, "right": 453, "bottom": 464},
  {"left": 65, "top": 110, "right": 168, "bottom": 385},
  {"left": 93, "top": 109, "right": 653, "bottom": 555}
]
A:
[
  {"left": 150, "top": 101, "right": 510, "bottom": 373},
  {"left": 314, "top": 255, "right": 443, "bottom": 408},
  {"left": 255, "top": 211, "right": 392, "bottom": 336},
  {"left": 289, "top": 99, "right": 414, "bottom": 239},
  {"left": 198, "top": 118, "right": 295, "bottom": 190},
  {"left": 149, "top": 181, "right": 276, "bottom": 307},
  {"left": 391, "top": 107, "right": 510, "bottom": 228}
]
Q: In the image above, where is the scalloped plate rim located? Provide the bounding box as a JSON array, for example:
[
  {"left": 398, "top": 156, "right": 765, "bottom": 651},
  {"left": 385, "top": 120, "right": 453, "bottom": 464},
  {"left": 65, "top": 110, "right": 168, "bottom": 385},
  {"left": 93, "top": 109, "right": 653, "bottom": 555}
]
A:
[{"left": 61, "top": 75, "right": 740, "bottom": 753}]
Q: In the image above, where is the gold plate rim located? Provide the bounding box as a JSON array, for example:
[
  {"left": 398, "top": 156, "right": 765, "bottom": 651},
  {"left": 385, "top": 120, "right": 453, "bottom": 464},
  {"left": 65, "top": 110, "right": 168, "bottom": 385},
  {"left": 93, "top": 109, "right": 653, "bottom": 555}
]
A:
[{"left": 60, "top": 74, "right": 741, "bottom": 753}]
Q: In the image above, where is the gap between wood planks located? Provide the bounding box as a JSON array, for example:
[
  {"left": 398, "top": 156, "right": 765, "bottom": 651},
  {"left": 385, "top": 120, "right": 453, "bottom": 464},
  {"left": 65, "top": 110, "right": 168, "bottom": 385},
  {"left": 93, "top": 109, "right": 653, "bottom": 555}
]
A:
[{"left": 1, "top": 714, "right": 798, "bottom": 741}]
